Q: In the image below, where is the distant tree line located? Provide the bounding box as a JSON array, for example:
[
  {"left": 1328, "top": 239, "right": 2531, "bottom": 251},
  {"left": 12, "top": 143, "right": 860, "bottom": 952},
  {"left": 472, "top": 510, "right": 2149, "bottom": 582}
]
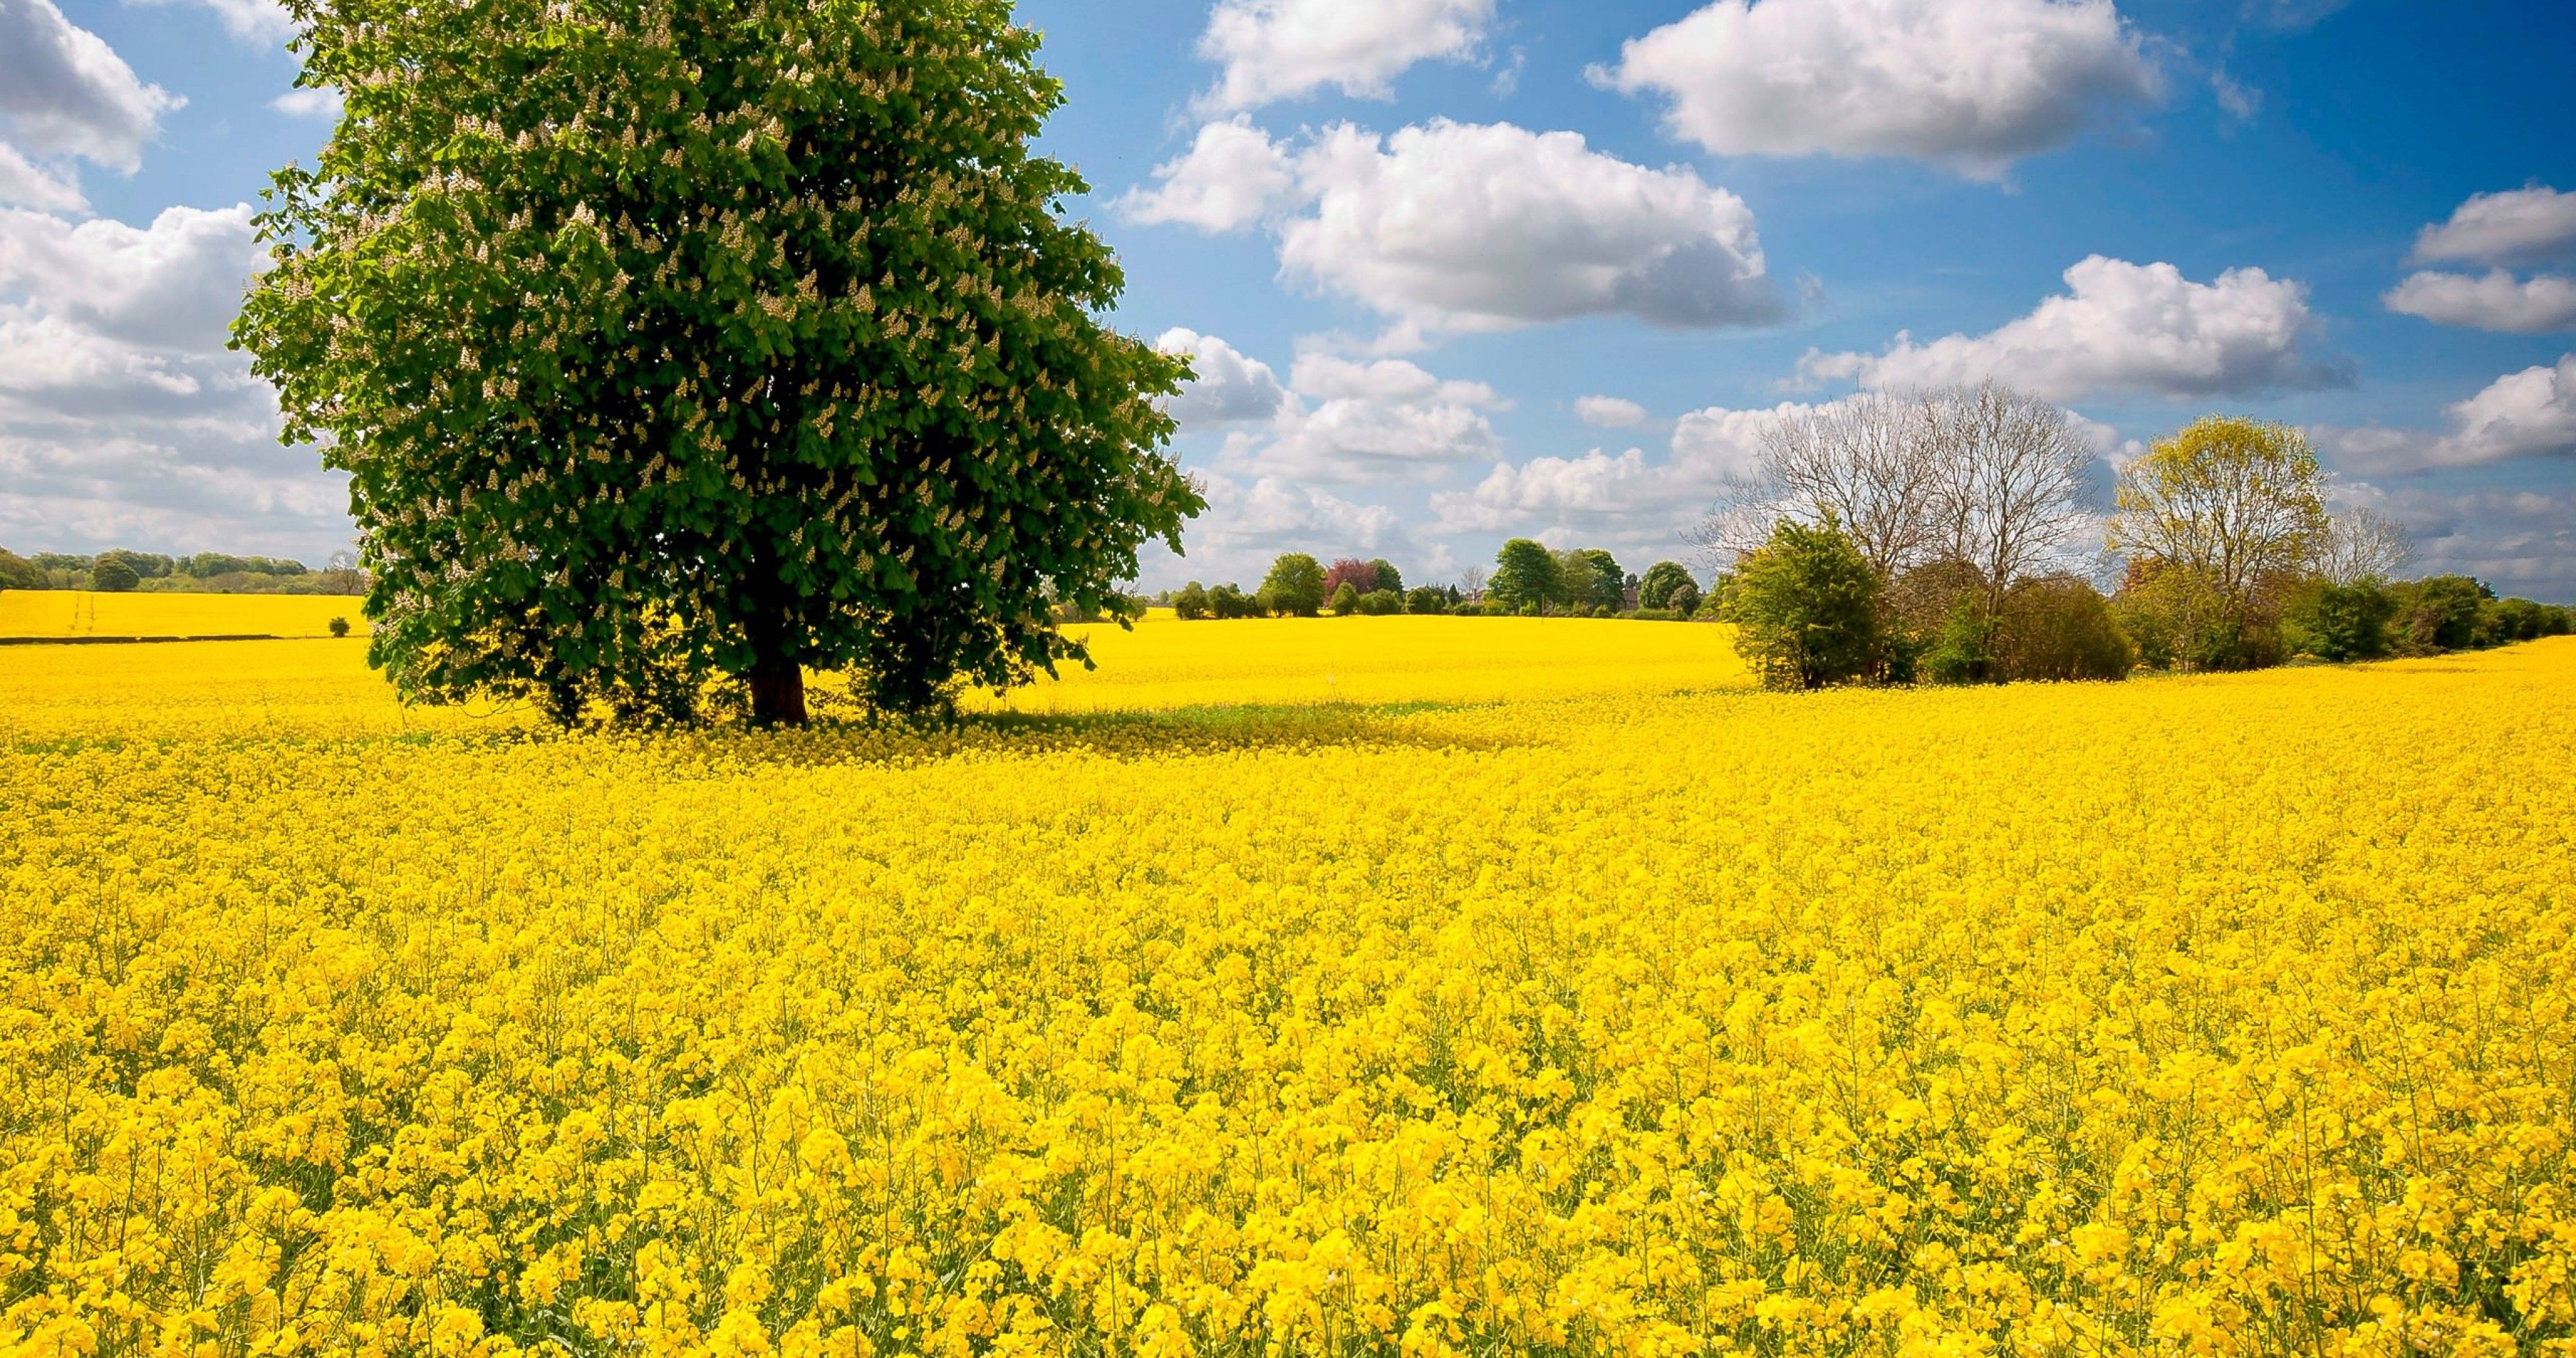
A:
[
  {"left": 0, "top": 548, "right": 369, "bottom": 596},
  {"left": 1693, "top": 387, "right": 2571, "bottom": 691},
  {"left": 1160, "top": 548, "right": 1718, "bottom": 621}
]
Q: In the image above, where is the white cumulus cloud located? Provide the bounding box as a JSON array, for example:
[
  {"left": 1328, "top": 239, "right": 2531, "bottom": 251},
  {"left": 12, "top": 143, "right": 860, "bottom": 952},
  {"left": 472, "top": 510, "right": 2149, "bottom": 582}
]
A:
[
  {"left": 0, "top": 0, "right": 180, "bottom": 176},
  {"left": 1574, "top": 395, "right": 1650, "bottom": 429},
  {"left": 270, "top": 86, "right": 343, "bottom": 119},
  {"left": 1594, "top": 0, "right": 2161, "bottom": 181},
  {"left": 1117, "top": 118, "right": 1301, "bottom": 233},
  {"left": 1140, "top": 471, "right": 1415, "bottom": 589},
  {"left": 1118, "top": 119, "right": 1787, "bottom": 337},
  {"left": 2411, "top": 185, "right": 2576, "bottom": 267},
  {"left": 1799, "top": 256, "right": 2335, "bottom": 402},
  {"left": 1156, "top": 328, "right": 1287, "bottom": 427},
  {"left": 2316, "top": 355, "right": 2576, "bottom": 475},
  {"left": 1237, "top": 351, "right": 1509, "bottom": 483},
  {"left": 0, "top": 204, "right": 264, "bottom": 350},
  {"left": 0, "top": 201, "right": 347, "bottom": 560},
  {"left": 0, "top": 141, "right": 84, "bottom": 211},
  {"left": 1430, "top": 400, "right": 1840, "bottom": 546},
  {"left": 1196, "top": 0, "right": 1494, "bottom": 112},
  {"left": 2385, "top": 269, "right": 2576, "bottom": 334},
  {"left": 1281, "top": 119, "right": 1783, "bottom": 334}
]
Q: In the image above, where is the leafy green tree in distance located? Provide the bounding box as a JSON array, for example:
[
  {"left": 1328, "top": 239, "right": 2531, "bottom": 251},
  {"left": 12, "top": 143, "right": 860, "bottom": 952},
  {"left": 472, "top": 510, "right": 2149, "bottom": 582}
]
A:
[
  {"left": 1637, "top": 561, "right": 1694, "bottom": 611},
  {"left": 1730, "top": 517, "right": 1883, "bottom": 690},
  {"left": 2107, "top": 416, "right": 2325, "bottom": 671},
  {"left": 2398, "top": 575, "right": 2492, "bottom": 652},
  {"left": 238, "top": 0, "right": 1202, "bottom": 726},
  {"left": 2282, "top": 579, "right": 2397, "bottom": 662},
  {"left": 1172, "top": 582, "right": 1210, "bottom": 620},
  {"left": 91, "top": 558, "right": 142, "bottom": 593},
  {"left": 0, "top": 549, "right": 43, "bottom": 592},
  {"left": 1260, "top": 553, "right": 1327, "bottom": 617},
  {"left": 1367, "top": 558, "right": 1402, "bottom": 597},
  {"left": 1562, "top": 548, "right": 1623, "bottom": 611},
  {"left": 1489, "top": 539, "right": 1560, "bottom": 612},
  {"left": 1328, "top": 582, "right": 1361, "bottom": 616}
]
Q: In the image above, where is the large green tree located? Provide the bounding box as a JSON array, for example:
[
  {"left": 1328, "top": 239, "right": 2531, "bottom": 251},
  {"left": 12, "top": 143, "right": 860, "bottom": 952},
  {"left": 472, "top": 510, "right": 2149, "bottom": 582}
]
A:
[
  {"left": 2106, "top": 416, "right": 2324, "bottom": 671},
  {"left": 1556, "top": 548, "right": 1623, "bottom": 612},
  {"left": 1258, "top": 553, "right": 1327, "bottom": 617},
  {"left": 238, "top": 0, "right": 1202, "bottom": 726},
  {"left": 1636, "top": 561, "right": 1694, "bottom": 612},
  {"left": 1729, "top": 517, "right": 1882, "bottom": 690},
  {"left": 1489, "top": 539, "right": 1560, "bottom": 612}
]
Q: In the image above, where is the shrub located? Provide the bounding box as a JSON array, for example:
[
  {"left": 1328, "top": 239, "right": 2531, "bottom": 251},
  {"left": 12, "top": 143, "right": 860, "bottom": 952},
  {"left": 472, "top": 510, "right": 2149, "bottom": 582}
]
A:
[
  {"left": 1357, "top": 589, "right": 1401, "bottom": 616},
  {"left": 1208, "top": 584, "right": 1261, "bottom": 619},
  {"left": 329, "top": 617, "right": 353, "bottom": 638},
  {"left": 2282, "top": 578, "right": 2397, "bottom": 662},
  {"left": 91, "top": 558, "right": 142, "bottom": 593},
  {"left": 1329, "top": 582, "right": 1361, "bottom": 616},
  {"left": 1665, "top": 579, "right": 1701, "bottom": 618},
  {"left": 2392, "top": 575, "right": 2489, "bottom": 653},
  {"left": 1994, "top": 577, "right": 2134, "bottom": 682},
  {"left": 2116, "top": 563, "right": 2281, "bottom": 672},
  {"left": 2477, "top": 596, "right": 2551, "bottom": 647},
  {"left": 1261, "top": 554, "right": 1327, "bottom": 617},
  {"left": 1919, "top": 602, "right": 1996, "bottom": 686},
  {"left": 1729, "top": 517, "right": 1882, "bottom": 690},
  {"left": 1403, "top": 587, "right": 1446, "bottom": 615},
  {"left": 1172, "top": 582, "right": 1211, "bottom": 621}
]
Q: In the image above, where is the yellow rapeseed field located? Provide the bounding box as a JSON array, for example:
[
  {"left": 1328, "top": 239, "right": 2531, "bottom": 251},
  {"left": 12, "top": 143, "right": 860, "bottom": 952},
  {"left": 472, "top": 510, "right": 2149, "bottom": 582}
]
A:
[
  {"left": 3, "top": 619, "right": 2573, "bottom": 1358},
  {"left": 0, "top": 592, "right": 365, "bottom": 642}
]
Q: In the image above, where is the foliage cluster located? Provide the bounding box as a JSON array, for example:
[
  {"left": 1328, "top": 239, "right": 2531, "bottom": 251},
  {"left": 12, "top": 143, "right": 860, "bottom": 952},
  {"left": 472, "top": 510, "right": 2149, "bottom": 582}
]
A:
[
  {"left": 236, "top": 0, "right": 1200, "bottom": 727},
  {"left": 1711, "top": 406, "right": 2569, "bottom": 690}
]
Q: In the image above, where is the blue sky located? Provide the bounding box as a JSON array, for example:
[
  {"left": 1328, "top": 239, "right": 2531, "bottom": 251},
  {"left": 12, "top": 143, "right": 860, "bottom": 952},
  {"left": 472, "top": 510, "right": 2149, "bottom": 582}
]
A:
[{"left": 4, "top": 0, "right": 2573, "bottom": 598}]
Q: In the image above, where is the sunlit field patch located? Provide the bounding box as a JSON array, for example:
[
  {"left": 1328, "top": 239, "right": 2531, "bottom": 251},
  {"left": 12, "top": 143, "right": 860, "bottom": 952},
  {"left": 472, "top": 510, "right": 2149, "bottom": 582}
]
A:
[
  {"left": 981, "top": 614, "right": 1755, "bottom": 712},
  {"left": 3, "top": 627, "right": 2572, "bottom": 1357},
  {"left": 0, "top": 589, "right": 366, "bottom": 641}
]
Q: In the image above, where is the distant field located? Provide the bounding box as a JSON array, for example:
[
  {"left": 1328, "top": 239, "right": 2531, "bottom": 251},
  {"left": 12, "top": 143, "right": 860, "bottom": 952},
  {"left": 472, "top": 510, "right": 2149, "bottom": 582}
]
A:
[
  {"left": 987, "top": 613, "right": 1753, "bottom": 711},
  {"left": 4, "top": 623, "right": 2572, "bottom": 1357},
  {"left": 0, "top": 589, "right": 366, "bottom": 639}
]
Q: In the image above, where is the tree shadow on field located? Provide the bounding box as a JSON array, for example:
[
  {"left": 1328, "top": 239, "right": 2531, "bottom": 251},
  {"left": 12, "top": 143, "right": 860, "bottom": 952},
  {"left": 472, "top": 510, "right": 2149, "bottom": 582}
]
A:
[{"left": 719, "top": 699, "right": 1528, "bottom": 771}]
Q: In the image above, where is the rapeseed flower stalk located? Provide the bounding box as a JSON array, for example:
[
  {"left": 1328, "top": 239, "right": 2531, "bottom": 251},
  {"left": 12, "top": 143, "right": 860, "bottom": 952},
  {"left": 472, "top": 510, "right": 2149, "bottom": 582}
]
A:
[{"left": 2, "top": 623, "right": 2571, "bottom": 1357}]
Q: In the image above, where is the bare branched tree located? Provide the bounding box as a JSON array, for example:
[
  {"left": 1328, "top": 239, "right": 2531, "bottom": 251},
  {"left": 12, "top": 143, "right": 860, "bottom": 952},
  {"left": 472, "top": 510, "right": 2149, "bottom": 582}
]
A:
[
  {"left": 1922, "top": 382, "right": 2099, "bottom": 626},
  {"left": 2313, "top": 506, "right": 2417, "bottom": 585},
  {"left": 1691, "top": 391, "right": 1946, "bottom": 577}
]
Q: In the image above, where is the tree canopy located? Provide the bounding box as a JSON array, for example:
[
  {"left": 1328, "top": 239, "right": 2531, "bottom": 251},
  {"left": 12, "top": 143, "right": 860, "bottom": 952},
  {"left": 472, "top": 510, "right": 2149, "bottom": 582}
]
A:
[
  {"left": 238, "top": 0, "right": 1201, "bottom": 725},
  {"left": 1489, "top": 539, "right": 1559, "bottom": 612},
  {"left": 1729, "top": 517, "right": 1882, "bottom": 690},
  {"left": 1259, "top": 554, "right": 1326, "bottom": 617},
  {"left": 1637, "top": 561, "right": 1695, "bottom": 612}
]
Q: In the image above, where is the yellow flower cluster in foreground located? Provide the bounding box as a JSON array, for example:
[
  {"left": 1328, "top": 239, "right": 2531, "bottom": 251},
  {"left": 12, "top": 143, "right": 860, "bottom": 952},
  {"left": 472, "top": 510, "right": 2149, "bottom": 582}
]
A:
[{"left": 3, "top": 622, "right": 2573, "bottom": 1358}]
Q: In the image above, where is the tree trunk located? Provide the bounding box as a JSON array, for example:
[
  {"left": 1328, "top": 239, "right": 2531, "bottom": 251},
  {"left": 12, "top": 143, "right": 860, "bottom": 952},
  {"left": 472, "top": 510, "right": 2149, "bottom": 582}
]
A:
[{"left": 749, "top": 663, "right": 807, "bottom": 727}]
